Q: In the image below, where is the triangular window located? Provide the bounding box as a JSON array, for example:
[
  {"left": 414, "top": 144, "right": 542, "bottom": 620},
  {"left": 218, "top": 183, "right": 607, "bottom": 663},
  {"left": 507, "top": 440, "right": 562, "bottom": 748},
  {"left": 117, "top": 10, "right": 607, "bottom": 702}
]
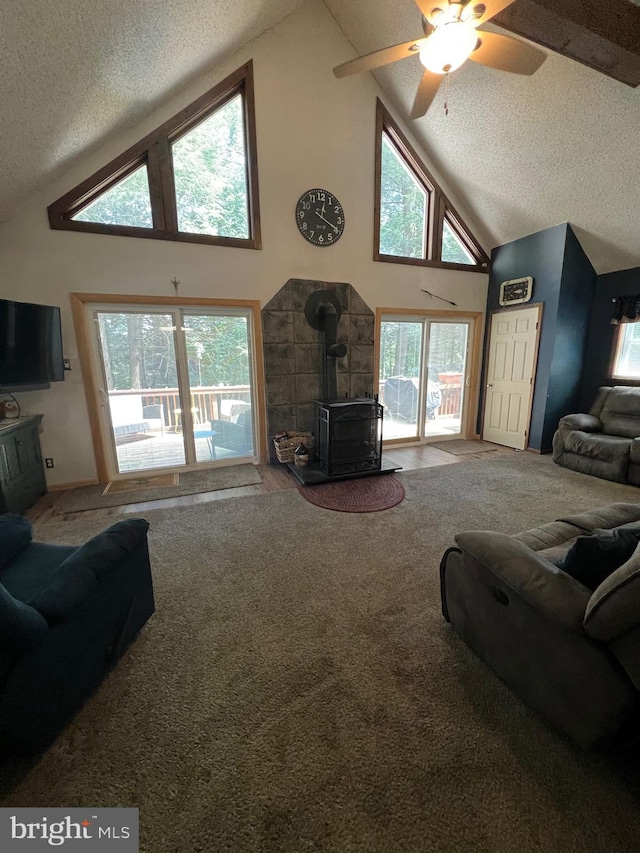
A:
[
  {"left": 374, "top": 99, "right": 488, "bottom": 271},
  {"left": 442, "top": 217, "right": 475, "bottom": 265},
  {"left": 49, "top": 63, "right": 260, "bottom": 250},
  {"left": 173, "top": 94, "right": 249, "bottom": 239},
  {"left": 72, "top": 164, "right": 153, "bottom": 229}
]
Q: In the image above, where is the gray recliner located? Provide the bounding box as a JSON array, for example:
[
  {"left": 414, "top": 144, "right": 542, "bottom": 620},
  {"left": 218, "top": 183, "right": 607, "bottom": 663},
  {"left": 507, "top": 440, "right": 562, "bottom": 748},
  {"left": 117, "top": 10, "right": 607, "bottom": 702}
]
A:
[
  {"left": 553, "top": 386, "right": 640, "bottom": 484},
  {"left": 440, "top": 503, "right": 640, "bottom": 749}
]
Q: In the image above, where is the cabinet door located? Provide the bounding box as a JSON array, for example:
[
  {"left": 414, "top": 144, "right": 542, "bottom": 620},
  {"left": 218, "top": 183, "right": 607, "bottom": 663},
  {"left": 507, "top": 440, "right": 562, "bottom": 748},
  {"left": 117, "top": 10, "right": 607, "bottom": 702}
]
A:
[
  {"left": 0, "top": 421, "right": 47, "bottom": 513},
  {"left": 0, "top": 435, "right": 22, "bottom": 482},
  {"left": 18, "top": 424, "right": 43, "bottom": 472}
]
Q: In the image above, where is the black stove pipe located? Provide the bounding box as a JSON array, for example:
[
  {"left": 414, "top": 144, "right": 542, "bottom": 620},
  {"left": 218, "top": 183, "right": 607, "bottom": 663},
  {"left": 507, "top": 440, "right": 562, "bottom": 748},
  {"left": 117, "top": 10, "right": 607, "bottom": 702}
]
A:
[{"left": 318, "top": 303, "right": 346, "bottom": 400}]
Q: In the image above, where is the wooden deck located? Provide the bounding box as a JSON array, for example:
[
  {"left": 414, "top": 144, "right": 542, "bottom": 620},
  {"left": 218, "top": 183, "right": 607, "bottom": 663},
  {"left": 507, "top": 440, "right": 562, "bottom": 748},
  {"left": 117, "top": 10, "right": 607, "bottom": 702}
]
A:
[
  {"left": 383, "top": 414, "right": 462, "bottom": 441},
  {"left": 115, "top": 430, "right": 249, "bottom": 473}
]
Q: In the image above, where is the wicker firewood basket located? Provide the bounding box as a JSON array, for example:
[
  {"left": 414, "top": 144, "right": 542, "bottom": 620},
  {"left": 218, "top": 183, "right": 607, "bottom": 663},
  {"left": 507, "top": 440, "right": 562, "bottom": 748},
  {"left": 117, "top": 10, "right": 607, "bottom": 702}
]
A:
[{"left": 273, "top": 432, "right": 314, "bottom": 463}]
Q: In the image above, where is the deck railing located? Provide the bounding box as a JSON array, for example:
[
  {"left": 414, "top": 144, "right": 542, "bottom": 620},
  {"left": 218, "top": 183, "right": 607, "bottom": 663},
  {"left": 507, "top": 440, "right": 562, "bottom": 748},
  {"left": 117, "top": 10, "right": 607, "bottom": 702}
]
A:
[
  {"left": 110, "top": 379, "right": 461, "bottom": 428},
  {"left": 109, "top": 386, "right": 251, "bottom": 429},
  {"left": 438, "top": 384, "right": 462, "bottom": 417},
  {"left": 378, "top": 379, "right": 461, "bottom": 418}
]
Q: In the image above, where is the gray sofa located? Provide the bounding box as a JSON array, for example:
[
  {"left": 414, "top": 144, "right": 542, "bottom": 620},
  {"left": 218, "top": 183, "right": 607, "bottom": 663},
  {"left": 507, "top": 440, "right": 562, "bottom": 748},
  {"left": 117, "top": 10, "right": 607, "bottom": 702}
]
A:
[
  {"left": 440, "top": 503, "right": 640, "bottom": 748},
  {"left": 553, "top": 386, "right": 640, "bottom": 484}
]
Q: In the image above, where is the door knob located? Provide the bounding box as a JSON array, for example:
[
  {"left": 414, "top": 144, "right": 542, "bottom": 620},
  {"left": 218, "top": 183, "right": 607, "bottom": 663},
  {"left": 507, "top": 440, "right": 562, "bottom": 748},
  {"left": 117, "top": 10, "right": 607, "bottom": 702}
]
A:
[{"left": 487, "top": 383, "right": 493, "bottom": 388}]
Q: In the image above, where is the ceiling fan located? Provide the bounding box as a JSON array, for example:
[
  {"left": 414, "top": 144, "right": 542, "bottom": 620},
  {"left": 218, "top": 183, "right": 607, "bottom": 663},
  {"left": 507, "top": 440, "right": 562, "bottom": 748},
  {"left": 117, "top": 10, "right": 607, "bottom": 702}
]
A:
[{"left": 333, "top": 0, "right": 547, "bottom": 119}]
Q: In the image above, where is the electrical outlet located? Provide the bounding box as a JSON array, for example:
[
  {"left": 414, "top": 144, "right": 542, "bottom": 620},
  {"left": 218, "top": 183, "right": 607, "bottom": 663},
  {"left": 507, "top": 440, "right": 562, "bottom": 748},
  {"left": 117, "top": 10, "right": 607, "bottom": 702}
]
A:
[
  {"left": 63, "top": 359, "right": 71, "bottom": 370},
  {"left": 45, "top": 458, "right": 54, "bottom": 468}
]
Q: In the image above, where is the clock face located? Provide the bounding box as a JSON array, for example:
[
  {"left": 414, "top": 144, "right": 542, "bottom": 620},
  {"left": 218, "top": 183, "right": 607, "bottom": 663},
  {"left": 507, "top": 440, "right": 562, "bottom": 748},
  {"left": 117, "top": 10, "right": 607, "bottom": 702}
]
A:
[{"left": 295, "top": 189, "right": 345, "bottom": 247}]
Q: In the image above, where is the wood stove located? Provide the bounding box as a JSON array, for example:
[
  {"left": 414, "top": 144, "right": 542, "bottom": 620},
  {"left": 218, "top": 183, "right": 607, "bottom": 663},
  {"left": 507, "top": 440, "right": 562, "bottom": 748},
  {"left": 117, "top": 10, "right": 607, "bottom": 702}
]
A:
[{"left": 316, "top": 398, "right": 383, "bottom": 477}]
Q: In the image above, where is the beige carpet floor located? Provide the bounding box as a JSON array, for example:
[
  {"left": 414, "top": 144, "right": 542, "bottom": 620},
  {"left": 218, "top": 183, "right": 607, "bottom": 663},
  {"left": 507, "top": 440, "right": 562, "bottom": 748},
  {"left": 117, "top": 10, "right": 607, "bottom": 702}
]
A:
[
  {"left": 429, "top": 439, "right": 498, "bottom": 455},
  {"left": 4, "top": 454, "right": 640, "bottom": 852}
]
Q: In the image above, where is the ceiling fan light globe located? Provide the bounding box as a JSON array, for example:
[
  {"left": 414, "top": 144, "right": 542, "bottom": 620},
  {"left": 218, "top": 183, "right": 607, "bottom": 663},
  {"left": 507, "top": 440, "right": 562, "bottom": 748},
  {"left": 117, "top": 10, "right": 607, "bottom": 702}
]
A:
[{"left": 419, "top": 21, "right": 478, "bottom": 74}]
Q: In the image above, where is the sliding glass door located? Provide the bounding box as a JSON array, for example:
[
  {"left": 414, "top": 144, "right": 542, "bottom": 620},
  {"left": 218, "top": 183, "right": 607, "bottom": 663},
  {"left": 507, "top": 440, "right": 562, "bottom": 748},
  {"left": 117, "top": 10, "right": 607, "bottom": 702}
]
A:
[
  {"left": 379, "top": 314, "right": 474, "bottom": 443},
  {"left": 182, "top": 312, "right": 254, "bottom": 464},
  {"left": 93, "top": 305, "right": 256, "bottom": 477}
]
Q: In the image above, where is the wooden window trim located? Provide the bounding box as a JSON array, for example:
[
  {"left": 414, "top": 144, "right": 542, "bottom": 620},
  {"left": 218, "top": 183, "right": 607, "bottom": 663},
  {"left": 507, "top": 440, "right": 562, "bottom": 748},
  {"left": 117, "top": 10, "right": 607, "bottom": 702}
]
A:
[
  {"left": 374, "top": 99, "right": 489, "bottom": 273},
  {"left": 69, "top": 291, "right": 268, "bottom": 481},
  {"left": 374, "top": 306, "right": 484, "bottom": 441},
  {"left": 49, "top": 62, "right": 261, "bottom": 250}
]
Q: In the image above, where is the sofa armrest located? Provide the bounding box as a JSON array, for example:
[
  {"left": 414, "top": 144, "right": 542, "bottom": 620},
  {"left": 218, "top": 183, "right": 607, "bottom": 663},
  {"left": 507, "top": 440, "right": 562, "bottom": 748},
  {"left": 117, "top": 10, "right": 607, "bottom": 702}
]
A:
[
  {"left": 28, "top": 519, "right": 150, "bottom": 623},
  {"left": 558, "top": 413, "right": 603, "bottom": 432},
  {"left": 454, "top": 531, "right": 592, "bottom": 633}
]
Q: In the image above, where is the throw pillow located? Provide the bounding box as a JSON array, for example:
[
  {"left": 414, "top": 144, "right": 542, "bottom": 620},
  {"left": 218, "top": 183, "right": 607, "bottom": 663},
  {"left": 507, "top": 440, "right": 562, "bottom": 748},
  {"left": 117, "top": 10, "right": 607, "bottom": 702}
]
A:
[
  {"left": 560, "top": 527, "right": 640, "bottom": 591},
  {"left": 0, "top": 514, "right": 33, "bottom": 569}
]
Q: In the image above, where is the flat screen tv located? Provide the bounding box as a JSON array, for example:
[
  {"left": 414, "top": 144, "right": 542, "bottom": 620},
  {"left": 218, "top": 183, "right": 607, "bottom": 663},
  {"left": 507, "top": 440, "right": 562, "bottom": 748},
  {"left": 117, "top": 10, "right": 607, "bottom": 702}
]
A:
[{"left": 0, "top": 298, "right": 64, "bottom": 387}]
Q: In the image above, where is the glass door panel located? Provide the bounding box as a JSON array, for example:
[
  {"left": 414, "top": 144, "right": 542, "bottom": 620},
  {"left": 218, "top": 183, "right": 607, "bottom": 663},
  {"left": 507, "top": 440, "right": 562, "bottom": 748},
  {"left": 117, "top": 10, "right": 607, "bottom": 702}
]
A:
[
  {"left": 424, "top": 322, "right": 469, "bottom": 438},
  {"left": 96, "top": 311, "right": 187, "bottom": 474},
  {"left": 379, "top": 320, "right": 423, "bottom": 440},
  {"left": 182, "top": 312, "right": 255, "bottom": 463}
]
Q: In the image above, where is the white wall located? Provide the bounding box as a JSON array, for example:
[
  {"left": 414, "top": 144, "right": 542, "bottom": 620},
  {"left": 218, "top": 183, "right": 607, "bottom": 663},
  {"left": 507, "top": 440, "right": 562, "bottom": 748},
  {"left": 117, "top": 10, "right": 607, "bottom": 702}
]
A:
[{"left": 0, "top": 0, "right": 488, "bottom": 486}]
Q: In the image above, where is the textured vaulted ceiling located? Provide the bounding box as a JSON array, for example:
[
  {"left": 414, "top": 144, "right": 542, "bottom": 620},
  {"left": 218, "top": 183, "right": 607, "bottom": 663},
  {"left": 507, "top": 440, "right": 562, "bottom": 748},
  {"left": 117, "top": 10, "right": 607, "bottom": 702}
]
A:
[
  {"left": 0, "top": 0, "right": 305, "bottom": 221},
  {"left": 1, "top": 0, "right": 640, "bottom": 273}
]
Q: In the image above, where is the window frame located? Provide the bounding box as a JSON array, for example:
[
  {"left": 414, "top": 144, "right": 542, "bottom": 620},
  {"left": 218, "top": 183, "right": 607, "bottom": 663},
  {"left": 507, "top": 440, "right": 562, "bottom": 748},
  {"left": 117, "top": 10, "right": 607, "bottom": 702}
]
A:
[
  {"left": 48, "top": 62, "right": 261, "bottom": 250},
  {"left": 611, "top": 322, "right": 640, "bottom": 384},
  {"left": 374, "top": 99, "right": 489, "bottom": 272}
]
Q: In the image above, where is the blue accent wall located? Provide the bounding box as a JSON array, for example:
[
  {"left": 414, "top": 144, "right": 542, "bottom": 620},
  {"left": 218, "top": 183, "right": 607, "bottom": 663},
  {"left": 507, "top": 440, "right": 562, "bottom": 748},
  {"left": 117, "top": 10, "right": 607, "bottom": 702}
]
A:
[
  {"left": 579, "top": 266, "right": 640, "bottom": 409},
  {"left": 545, "top": 226, "right": 597, "bottom": 447},
  {"left": 481, "top": 223, "right": 596, "bottom": 451}
]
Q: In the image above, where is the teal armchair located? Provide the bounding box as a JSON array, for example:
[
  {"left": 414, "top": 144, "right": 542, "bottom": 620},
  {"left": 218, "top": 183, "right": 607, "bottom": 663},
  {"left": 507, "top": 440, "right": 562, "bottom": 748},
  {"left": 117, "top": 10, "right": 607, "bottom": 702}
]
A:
[{"left": 0, "top": 514, "right": 154, "bottom": 756}]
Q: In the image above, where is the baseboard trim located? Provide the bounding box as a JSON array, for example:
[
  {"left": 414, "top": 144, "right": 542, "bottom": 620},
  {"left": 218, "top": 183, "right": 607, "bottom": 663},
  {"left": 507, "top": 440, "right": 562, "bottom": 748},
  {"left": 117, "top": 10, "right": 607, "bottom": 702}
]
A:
[{"left": 48, "top": 479, "right": 100, "bottom": 491}]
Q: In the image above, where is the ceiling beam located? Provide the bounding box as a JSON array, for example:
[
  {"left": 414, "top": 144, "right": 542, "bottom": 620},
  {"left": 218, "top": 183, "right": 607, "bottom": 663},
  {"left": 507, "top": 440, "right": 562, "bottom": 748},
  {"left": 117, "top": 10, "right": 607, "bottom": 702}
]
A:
[{"left": 493, "top": 0, "right": 640, "bottom": 87}]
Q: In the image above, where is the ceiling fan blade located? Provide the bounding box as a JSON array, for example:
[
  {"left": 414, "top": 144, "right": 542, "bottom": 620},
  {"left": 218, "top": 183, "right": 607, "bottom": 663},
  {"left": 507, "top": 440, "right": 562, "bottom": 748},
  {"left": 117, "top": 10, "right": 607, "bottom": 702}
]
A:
[
  {"left": 464, "top": 0, "right": 516, "bottom": 27},
  {"left": 470, "top": 30, "right": 547, "bottom": 74},
  {"left": 410, "top": 70, "right": 443, "bottom": 119},
  {"left": 333, "top": 38, "right": 427, "bottom": 78}
]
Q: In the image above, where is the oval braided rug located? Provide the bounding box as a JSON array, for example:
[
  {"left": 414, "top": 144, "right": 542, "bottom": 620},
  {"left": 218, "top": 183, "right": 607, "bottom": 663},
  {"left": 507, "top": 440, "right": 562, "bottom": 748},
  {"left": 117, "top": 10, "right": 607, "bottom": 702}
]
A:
[{"left": 297, "top": 474, "right": 405, "bottom": 513}]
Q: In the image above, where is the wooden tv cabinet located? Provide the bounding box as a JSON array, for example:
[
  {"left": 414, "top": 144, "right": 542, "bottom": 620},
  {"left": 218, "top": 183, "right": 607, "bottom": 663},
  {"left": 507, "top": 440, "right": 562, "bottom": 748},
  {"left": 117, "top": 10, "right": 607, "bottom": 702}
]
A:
[{"left": 0, "top": 415, "right": 47, "bottom": 514}]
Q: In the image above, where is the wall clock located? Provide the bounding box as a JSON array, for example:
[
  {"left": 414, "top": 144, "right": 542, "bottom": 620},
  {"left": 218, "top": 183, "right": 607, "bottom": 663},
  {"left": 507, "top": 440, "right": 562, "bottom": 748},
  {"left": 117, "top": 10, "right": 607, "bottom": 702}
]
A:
[
  {"left": 499, "top": 276, "right": 534, "bottom": 306},
  {"left": 295, "top": 189, "right": 345, "bottom": 247}
]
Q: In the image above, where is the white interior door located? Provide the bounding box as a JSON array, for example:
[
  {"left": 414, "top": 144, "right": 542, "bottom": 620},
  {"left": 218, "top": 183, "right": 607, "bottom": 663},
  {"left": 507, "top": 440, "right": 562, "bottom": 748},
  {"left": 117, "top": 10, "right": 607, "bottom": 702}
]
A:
[{"left": 482, "top": 305, "right": 541, "bottom": 450}]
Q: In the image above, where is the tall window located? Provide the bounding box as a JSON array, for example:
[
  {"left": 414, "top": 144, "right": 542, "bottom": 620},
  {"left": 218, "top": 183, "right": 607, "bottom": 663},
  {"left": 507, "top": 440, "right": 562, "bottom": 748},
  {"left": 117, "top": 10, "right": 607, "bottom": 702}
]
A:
[
  {"left": 379, "top": 133, "right": 428, "bottom": 259},
  {"left": 49, "top": 63, "right": 261, "bottom": 249},
  {"left": 613, "top": 323, "right": 640, "bottom": 380},
  {"left": 374, "top": 99, "right": 488, "bottom": 271}
]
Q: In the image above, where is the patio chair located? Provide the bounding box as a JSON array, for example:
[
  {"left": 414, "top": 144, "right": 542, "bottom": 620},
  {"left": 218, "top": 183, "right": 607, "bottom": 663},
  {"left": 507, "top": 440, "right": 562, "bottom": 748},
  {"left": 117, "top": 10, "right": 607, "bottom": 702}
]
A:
[
  {"left": 142, "top": 404, "right": 165, "bottom": 435},
  {"left": 209, "top": 410, "right": 254, "bottom": 458}
]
